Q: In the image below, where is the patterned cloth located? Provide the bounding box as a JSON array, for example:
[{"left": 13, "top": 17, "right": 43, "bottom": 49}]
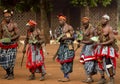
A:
[
  {"left": 61, "top": 62, "right": 73, "bottom": 74},
  {"left": 84, "top": 61, "right": 97, "bottom": 75},
  {"left": 80, "top": 44, "right": 96, "bottom": 63},
  {"left": 80, "top": 44, "right": 97, "bottom": 75},
  {"left": 0, "top": 43, "right": 17, "bottom": 70},
  {"left": 94, "top": 45, "right": 118, "bottom": 59},
  {"left": 94, "top": 45, "right": 118, "bottom": 77},
  {"left": 26, "top": 44, "right": 46, "bottom": 73},
  {"left": 57, "top": 43, "right": 74, "bottom": 64},
  {"left": 57, "top": 43, "right": 75, "bottom": 74},
  {"left": 55, "top": 24, "right": 75, "bottom": 74}
]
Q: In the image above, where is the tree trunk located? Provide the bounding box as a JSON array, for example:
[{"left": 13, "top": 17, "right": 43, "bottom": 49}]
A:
[
  {"left": 117, "top": 0, "right": 120, "bottom": 25},
  {"left": 40, "top": 0, "right": 50, "bottom": 43}
]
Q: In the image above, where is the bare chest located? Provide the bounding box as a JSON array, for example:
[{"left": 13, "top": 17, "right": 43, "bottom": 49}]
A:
[
  {"left": 3, "top": 23, "right": 14, "bottom": 32},
  {"left": 62, "top": 26, "right": 69, "bottom": 33},
  {"left": 102, "top": 27, "right": 109, "bottom": 36}
]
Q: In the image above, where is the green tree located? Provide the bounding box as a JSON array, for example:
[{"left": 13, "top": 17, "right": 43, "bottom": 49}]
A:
[
  {"left": 70, "top": 0, "right": 112, "bottom": 17},
  {"left": 0, "top": 0, "right": 52, "bottom": 42}
]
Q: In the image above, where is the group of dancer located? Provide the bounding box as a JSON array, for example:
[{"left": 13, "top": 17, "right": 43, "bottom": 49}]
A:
[
  {"left": 52, "top": 14, "right": 119, "bottom": 84},
  {"left": 0, "top": 9, "right": 119, "bottom": 84},
  {"left": 79, "top": 16, "right": 119, "bottom": 84}
]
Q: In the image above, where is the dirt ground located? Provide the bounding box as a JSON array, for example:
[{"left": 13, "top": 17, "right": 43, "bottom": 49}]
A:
[{"left": 0, "top": 42, "right": 120, "bottom": 84}]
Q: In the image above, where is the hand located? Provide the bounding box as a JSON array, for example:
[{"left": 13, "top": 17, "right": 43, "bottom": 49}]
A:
[
  {"left": 61, "top": 36, "right": 68, "bottom": 40},
  {"left": 81, "top": 40, "right": 86, "bottom": 44},
  {"left": 81, "top": 40, "right": 84, "bottom": 43}
]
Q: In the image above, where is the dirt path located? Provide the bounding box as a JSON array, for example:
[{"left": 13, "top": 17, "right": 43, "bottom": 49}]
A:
[{"left": 0, "top": 44, "right": 120, "bottom": 84}]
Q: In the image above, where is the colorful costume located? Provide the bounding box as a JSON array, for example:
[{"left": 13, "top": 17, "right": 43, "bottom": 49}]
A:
[
  {"left": 0, "top": 19, "right": 19, "bottom": 79},
  {"left": 94, "top": 25, "right": 119, "bottom": 77},
  {"left": 56, "top": 25, "right": 75, "bottom": 78},
  {"left": 26, "top": 31, "right": 46, "bottom": 75},
  {"left": 80, "top": 24, "right": 97, "bottom": 76},
  {"left": 0, "top": 43, "right": 18, "bottom": 75},
  {"left": 57, "top": 41, "right": 74, "bottom": 74}
]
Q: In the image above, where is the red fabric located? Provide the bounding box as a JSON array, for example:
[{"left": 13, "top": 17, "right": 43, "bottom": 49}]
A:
[
  {"left": 95, "top": 45, "right": 119, "bottom": 70},
  {"left": 57, "top": 14, "right": 67, "bottom": 21},
  {"left": 27, "top": 20, "right": 37, "bottom": 26},
  {"left": 0, "top": 43, "right": 18, "bottom": 49},
  {"left": 26, "top": 45, "right": 44, "bottom": 72},
  {"left": 98, "top": 62, "right": 103, "bottom": 70},
  {"left": 97, "top": 46, "right": 118, "bottom": 58},
  {"left": 56, "top": 57, "right": 74, "bottom": 64},
  {"left": 79, "top": 55, "right": 96, "bottom": 64}
]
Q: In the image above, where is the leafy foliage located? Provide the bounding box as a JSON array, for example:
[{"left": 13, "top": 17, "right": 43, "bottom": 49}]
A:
[
  {"left": 15, "top": 0, "right": 41, "bottom": 12},
  {"left": 0, "top": 0, "right": 52, "bottom": 13},
  {"left": 70, "top": 0, "right": 112, "bottom": 7}
]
